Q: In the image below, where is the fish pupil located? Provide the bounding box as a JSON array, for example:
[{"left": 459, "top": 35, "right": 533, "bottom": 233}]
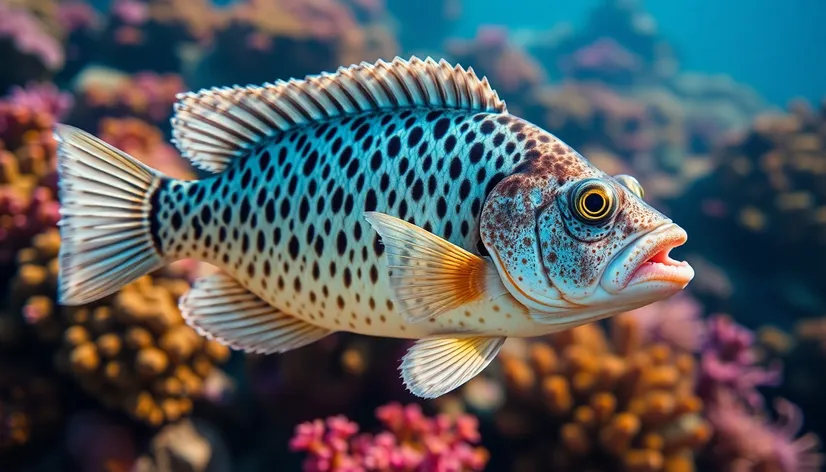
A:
[{"left": 584, "top": 193, "right": 605, "bottom": 214}]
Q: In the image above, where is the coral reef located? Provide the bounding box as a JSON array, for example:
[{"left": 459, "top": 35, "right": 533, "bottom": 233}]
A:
[
  {"left": 198, "top": 0, "right": 397, "bottom": 89},
  {"left": 0, "top": 83, "right": 67, "bottom": 281},
  {"left": 468, "top": 315, "right": 711, "bottom": 472},
  {"left": 54, "top": 275, "right": 232, "bottom": 426},
  {"left": 66, "top": 68, "right": 185, "bottom": 130},
  {"left": 290, "top": 402, "right": 489, "bottom": 471},
  {"left": 702, "top": 101, "right": 826, "bottom": 252},
  {"left": 0, "top": 2, "right": 64, "bottom": 92},
  {"left": 445, "top": 25, "right": 547, "bottom": 118},
  {"left": 246, "top": 334, "right": 411, "bottom": 427},
  {"left": 1, "top": 0, "right": 824, "bottom": 469},
  {"left": 0, "top": 362, "right": 61, "bottom": 455},
  {"left": 133, "top": 418, "right": 231, "bottom": 472},
  {"left": 696, "top": 316, "right": 823, "bottom": 472}
]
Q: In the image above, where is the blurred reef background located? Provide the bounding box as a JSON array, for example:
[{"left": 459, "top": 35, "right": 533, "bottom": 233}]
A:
[{"left": 1, "top": 0, "right": 825, "bottom": 471}]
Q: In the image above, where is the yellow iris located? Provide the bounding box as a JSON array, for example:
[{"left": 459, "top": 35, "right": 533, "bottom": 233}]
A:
[{"left": 573, "top": 182, "right": 614, "bottom": 222}]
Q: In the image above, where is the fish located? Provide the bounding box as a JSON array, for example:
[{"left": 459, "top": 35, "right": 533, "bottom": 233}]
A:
[{"left": 54, "top": 56, "right": 694, "bottom": 399}]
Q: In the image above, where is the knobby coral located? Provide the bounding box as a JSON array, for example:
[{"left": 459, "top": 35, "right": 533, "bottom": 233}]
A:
[
  {"left": 0, "top": 83, "right": 68, "bottom": 277},
  {"left": 56, "top": 274, "right": 232, "bottom": 426},
  {"left": 290, "top": 402, "right": 489, "bottom": 471},
  {"left": 473, "top": 314, "right": 711, "bottom": 472}
]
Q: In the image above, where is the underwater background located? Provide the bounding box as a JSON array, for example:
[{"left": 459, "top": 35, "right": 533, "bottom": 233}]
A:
[{"left": 1, "top": 0, "right": 825, "bottom": 471}]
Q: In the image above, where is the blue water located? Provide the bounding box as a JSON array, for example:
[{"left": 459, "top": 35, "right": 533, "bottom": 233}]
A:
[{"left": 460, "top": 0, "right": 826, "bottom": 106}]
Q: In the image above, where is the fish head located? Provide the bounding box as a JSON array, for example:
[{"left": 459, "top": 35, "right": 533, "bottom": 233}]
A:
[{"left": 479, "top": 143, "right": 694, "bottom": 319}]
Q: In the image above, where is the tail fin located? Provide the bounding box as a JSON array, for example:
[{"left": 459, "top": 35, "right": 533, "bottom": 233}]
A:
[{"left": 55, "top": 124, "right": 167, "bottom": 305}]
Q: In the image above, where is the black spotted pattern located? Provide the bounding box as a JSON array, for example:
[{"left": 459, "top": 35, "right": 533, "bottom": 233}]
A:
[{"left": 153, "top": 109, "right": 541, "bottom": 336}]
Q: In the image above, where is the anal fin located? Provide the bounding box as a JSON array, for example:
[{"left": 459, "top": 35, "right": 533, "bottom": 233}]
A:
[
  {"left": 401, "top": 336, "right": 506, "bottom": 399},
  {"left": 180, "top": 272, "right": 331, "bottom": 354}
]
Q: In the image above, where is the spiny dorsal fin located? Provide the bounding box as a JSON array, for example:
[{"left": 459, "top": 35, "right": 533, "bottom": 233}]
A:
[{"left": 171, "top": 56, "right": 508, "bottom": 173}]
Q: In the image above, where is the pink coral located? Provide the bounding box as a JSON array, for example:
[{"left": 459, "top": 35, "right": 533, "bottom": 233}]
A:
[
  {"left": 57, "top": 2, "right": 100, "bottom": 34},
  {"left": 112, "top": 0, "right": 150, "bottom": 26},
  {"left": 0, "top": 3, "right": 64, "bottom": 71},
  {"left": 624, "top": 292, "right": 707, "bottom": 352},
  {"left": 698, "top": 315, "right": 782, "bottom": 409},
  {"left": 706, "top": 392, "right": 823, "bottom": 472},
  {"left": 290, "top": 403, "right": 488, "bottom": 472},
  {"left": 560, "top": 37, "right": 641, "bottom": 78},
  {"left": 3, "top": 83, "right": 73, "bottom": 121}
]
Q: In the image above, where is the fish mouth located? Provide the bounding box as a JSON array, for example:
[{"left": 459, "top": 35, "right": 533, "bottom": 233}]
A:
[{"left": 603, "top": 223, "right": 694, "bottom": 293}]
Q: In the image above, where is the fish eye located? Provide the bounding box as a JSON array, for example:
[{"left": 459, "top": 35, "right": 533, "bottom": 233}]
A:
[
  {"left": 571, "top": 179, "right": 616, "bottom": 224},
  {"left": 614, "top": 174, "right": 644, "bottom": 199}
]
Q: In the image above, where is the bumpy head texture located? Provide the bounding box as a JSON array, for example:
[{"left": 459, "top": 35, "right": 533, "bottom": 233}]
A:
[{"left": 479, "top": 117, "right": 673, "bottom": 316}]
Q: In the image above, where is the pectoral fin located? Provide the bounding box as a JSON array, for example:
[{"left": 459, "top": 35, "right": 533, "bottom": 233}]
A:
[
  {"left": 400, "top": 336, "right": 506, "bottom": 399},
  {"left": 180, "top": 272, "right": 332, "bottom": 354},
  {"left": 364, "top": 211, "right": 503, "bottom": 323}
]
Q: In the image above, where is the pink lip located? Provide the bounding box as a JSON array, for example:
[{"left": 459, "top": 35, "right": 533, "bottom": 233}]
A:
[{"left": 625, "top": 226, "right": 694, "bottom": 288}]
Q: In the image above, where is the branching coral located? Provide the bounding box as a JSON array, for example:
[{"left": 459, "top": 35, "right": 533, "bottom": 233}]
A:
[
  {"left": 472, "top": 315, "right": 711, "bottom": 472},
  {"left": 445, "top": 25, "right": 547, "bottom": 118},
  {"left": 290, "top": 402, "right": 489, "bottom": 471},
  {"left": 200, "top": 0, "right": 392, "bottom": 88},
  {"left": 66, "top": 68, "right": 185, "bottom": 130},
  {"left": 697, "top": 315, "right": 823, "bottom": 472},
  {"left": 0, "top": 3, "right": 64, "bottom": 91},
  {"left": 697, "top": 315, "right": 782, "bottom": 410}
]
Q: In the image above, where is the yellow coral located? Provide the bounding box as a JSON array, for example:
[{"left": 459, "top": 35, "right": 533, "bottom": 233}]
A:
[{"left": 477, "top": 315, "right": 710, "bottom": 472}]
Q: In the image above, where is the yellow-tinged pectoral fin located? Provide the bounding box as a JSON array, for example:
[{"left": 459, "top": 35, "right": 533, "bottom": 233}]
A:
[
  {"left": 401, "top": 336, "right": 506, "bottom": 399},
  {"left": 364, "top": 211, "right": 504, "bottom": 323}
]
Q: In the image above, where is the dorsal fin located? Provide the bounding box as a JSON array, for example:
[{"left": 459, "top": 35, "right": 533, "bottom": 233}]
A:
[{"left": 170, "top": 56, "right": 508, "bottom": 173}]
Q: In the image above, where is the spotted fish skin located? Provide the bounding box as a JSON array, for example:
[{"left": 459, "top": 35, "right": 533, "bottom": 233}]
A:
[
  {"left": 55, "top": 56, "right": 693, "bottom": 399},
  {"left": 153, "top": 109, "right": 546, "bottom": 339}
]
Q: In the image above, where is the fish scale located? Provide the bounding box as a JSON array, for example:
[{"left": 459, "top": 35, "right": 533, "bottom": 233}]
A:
[
  {"left": 154, "top": 109, "right": 537, "bottom": 338},
  {"left": 54, "top": 56, "right": 694, "bottom": 399}
]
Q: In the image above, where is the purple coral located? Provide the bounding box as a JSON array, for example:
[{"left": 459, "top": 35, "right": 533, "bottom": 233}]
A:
[
  {"left": 706, "top": 391, "right": 823, "bottom": 472},
  {"left": 290, "top": 403, "right": 488, "bottom": 472},
  {"left": 0, "top": 3, "right": 64, "bottom": 71},
  {"left": 2, "top": 83, "right": 73, "bottom": 122},
  {"left": 57, "top": 2, "right": 100, "bottom": 35},
  {"left": 698, "top": 315, "right": 782, "bottom": 409},
  {"left": 624, "top": 292, "right": 707, "bottom": 352},
  {"left": 559, "top": 37, "right": 641, "bottom": 81}
]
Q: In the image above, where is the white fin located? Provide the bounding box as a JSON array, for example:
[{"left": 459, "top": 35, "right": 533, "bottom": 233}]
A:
[
  {"left": 401, "top": 336, "right": 506, "bottom": 399},
  {"left": 171, "top": 56, "right": 508, "bottom": 173},
  {"left": 363, "top": 211, "right": 501, "bottom": 323},
  {"left": 180, "top": 272, "right": 331, "bottom": 354},
  {"left": 55, "top": 124, "right": 166, "bottom": 305}
]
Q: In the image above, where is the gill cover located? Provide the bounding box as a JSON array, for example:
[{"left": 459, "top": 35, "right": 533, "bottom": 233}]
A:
[{"left": 480, "top": 158, "right": 669, "bottom": 317}]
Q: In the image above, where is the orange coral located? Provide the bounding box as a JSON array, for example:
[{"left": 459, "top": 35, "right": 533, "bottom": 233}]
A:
[
  {"left": 54, "top": 275, "right": 231, "bottom": 426},
  {"left": 96, "top": 117, "right": 193, "bottom": 179},
  {"left": 7, "top": 227, "right": 230, "bottom": 427},
  {"left": 465, "top": 315, "right": 710, "bottom": 472},
  {"left": 69, "top": 68, "right": 185, "bottom": 126}
]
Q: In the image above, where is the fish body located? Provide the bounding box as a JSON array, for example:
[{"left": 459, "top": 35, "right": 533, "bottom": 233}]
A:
[
  {"left": 154, "top": 109, "right": 555, "bottom": 339},
  {"left": 55, "top": 57, "right": 694, "bottom": 398}
]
